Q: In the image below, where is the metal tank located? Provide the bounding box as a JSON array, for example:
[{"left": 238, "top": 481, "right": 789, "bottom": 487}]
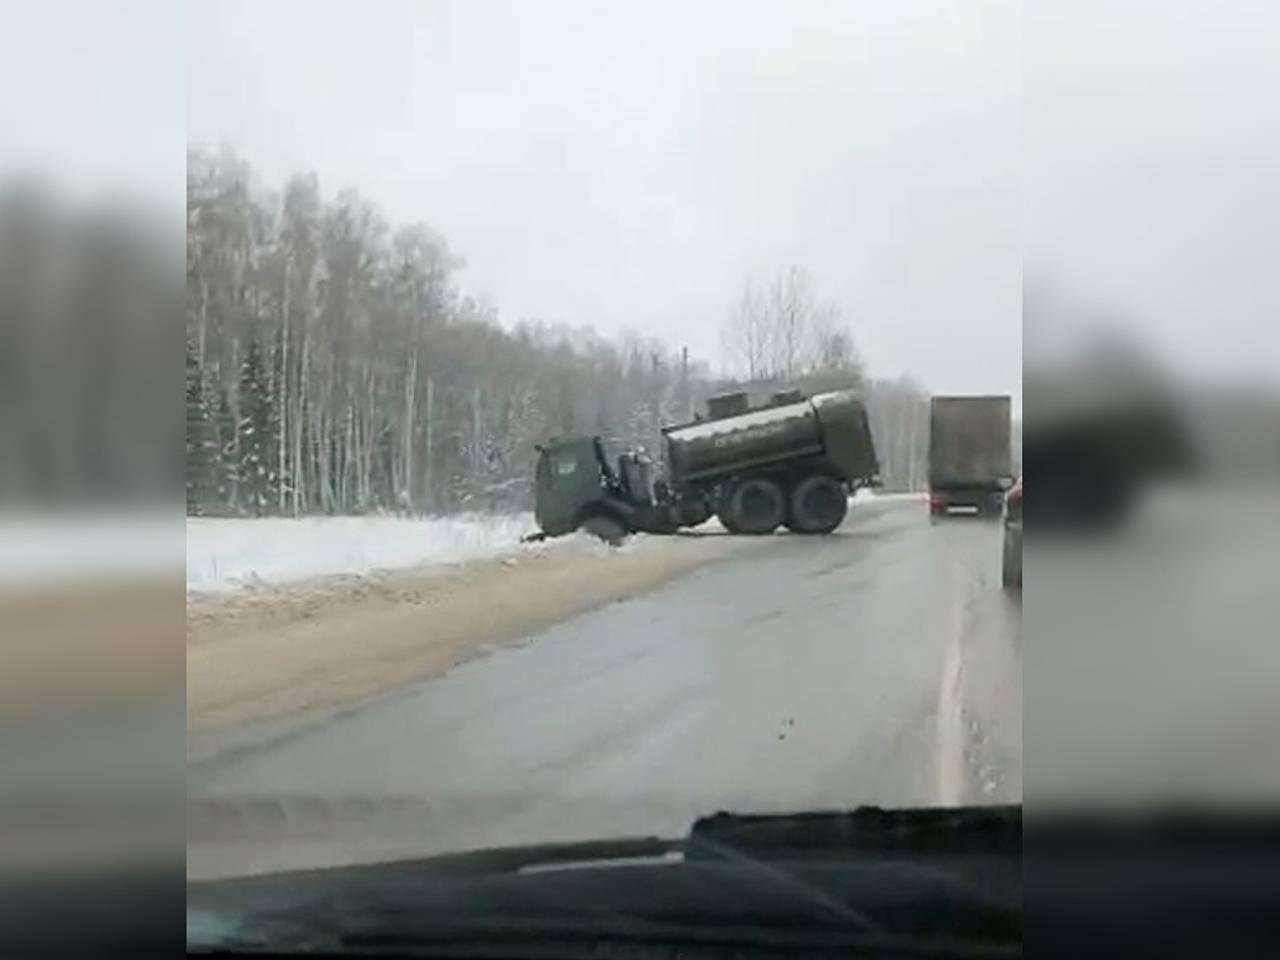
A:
[
  {"left": 663, "top": 390, "right": 874, "bottom": 485},
  {"left": 811, "top": 390, "right": 879, "bottom": 482},
  {"left": 705, "top": 391, "right": 750, "bottom": 419}
]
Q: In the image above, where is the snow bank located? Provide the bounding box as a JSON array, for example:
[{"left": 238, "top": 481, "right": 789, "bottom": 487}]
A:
[
  {"left": 0, "top": 513, "right": 181, "bottom": 586},
  {"left": 186, "top": 513, "right": 539, "bottom": 593},
  {"left": 852, "top": 488, "right": 926, "bottom": 502},
  {"left": 185, "top": 493, "right": 929, "bottom": 593}
]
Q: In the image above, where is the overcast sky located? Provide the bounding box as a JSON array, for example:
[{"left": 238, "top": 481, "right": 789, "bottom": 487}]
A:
[
  {"left": 1, "top": 2, "right": 184, "bottom": 203},
  {"left": 6, "top": 2, "right": 1274, "bottom": 405},
  {"left": 188, "top": 0, "right": 1020, "bottom": 398},
  {"left": 1026, "top": 0, "right": 1280, "bottom": 386}
]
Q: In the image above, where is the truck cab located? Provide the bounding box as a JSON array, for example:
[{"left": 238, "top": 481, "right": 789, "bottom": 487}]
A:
[
  {"left": 533, "top": 437, "right": 662, "bottom": 539},
  {"left": 533, "top": 438, "right": 613, "bottom": 538}
]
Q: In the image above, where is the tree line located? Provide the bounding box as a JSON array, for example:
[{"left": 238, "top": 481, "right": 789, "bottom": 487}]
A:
[
  {"left": 186, "top": 147, "right": 933, "bottom": 517},
  {"left": 714, "top": 265, "right": 934, "bottom": 493},
  {"left": 1, "top": 182, "right": 176, "bottom": 509},
  {"left": 719, "top": 265, "right": 861, "bottom": 384}
]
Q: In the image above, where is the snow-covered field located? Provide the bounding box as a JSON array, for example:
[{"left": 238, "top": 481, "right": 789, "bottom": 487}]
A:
[
  {"left": 185, "top": 491, "right": 923, "bottom": 594},
  {"left": 186, "top": 513, "right": 539, "bottom": 593},
  {"left": 0, "top": 513, "right": 180, "bottom": 586}
]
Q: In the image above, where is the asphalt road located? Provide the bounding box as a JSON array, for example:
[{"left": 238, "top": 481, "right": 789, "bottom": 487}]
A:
[
  {"left": 1024, "top": 485, "right": 1280, "bottom": 803},
  {"left": 188, "top": 497, "right": 1022, "bottom": 879}
]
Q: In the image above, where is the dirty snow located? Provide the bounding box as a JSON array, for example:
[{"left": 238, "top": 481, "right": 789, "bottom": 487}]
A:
[
  {"left": 852, "top": 488, "right": 925, "bottom": 502},
  {"left": 186, "top": 513, "right": 541, "bottom": 593}
]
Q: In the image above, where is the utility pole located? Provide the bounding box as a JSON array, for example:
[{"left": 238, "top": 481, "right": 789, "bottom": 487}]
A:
[
  {"left": 679, "top": 345, "right": 690, "bottom": 420},
  {"left": 650, "top": 352, "right": 662, "bottom": 451}
]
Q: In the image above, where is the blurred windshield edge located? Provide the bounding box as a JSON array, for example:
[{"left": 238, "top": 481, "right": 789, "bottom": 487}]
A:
[{"left": 0, "top": 30, "right": 186, "bottom": 942}]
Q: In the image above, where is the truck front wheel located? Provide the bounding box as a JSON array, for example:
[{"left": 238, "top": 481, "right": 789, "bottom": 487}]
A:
[
  {"left": 1001, "top": 528, "right": 1022, "bottom": 589},
  {"left": 788, "top": 474, "right": 848, "bottom": 534},
  {"left": 723, "top": 478, "right": 784, "bottom": 535},
  {"left": 579, "top": 513, "right": 628, "bottom": 546}
]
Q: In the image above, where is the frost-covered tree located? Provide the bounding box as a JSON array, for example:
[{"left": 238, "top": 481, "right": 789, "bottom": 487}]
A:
[
  {"left": 185, "top": 337, "right": 216, "bottom": 514},
  {"left": 237, "top": 337, "right": 277, "bottom": 515},
  {"left": 720, "top": 265, "right": 863, "bottom": 385},
  {"left": 187, "top": 149, "right": 917, "bottom": 517}
]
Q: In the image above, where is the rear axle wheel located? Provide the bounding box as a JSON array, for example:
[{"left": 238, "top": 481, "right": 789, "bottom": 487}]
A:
[
  {"left": 721, "top": 478, "right": 784, "bottom": 535},
  {"left": 788, "top": 474, "right": 848, "bottom": 534}
]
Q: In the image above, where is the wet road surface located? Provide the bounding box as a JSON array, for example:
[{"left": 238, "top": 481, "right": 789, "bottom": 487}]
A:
[{"left": 188, "top": 497, "right": 1021, "bottom": 878}]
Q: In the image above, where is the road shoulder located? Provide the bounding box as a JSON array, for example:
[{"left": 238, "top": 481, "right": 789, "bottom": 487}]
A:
[{"left": 188, "top": 531, "right": 755, "bottom": 756}]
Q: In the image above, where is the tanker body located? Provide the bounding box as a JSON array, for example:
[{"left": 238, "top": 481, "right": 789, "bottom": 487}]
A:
[{"left": 531, "top": 389, "right": 880, "bottom": 542}]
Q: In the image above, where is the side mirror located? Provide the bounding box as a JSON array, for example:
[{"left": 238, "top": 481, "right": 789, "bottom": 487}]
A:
[{"left": 997, "top": 476, "right": 1014, "bottom": 491}]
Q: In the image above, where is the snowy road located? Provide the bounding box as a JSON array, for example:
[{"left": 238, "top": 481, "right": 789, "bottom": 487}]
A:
[{"left": 188, "top": 497, "right": 1021, "bottom": 879}]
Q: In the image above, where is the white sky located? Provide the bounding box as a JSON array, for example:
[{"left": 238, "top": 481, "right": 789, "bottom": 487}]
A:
[
  {"left": 1, "top": 1, "right": 185, "bottom": 205},
  {"left": 1026, "top": 0, "right": 1280, "bottom": 385},
  {"left": 6, "top": 2, "right": 1274, "bottom": 407},
  {"left": 187, "top": 0, "right": 1021, "bottom": 399}
]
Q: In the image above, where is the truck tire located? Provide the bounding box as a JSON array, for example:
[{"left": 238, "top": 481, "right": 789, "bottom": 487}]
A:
[
  {"left": 579, "top": 513, "right": 628, "bottom": 546},
  {"left": 1001, "top": 531, "right": 1021, "bottom": 589},
  {"left": 724, "top": 478, "right": 784, "bottom": 535},
  {"left": 788, "top": 474, "right": 848, "bottom": 534}
]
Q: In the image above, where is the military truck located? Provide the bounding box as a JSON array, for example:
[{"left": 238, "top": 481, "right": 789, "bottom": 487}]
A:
[
  {"left": 928, "top": 395, "right": 1014, "bottom": 516},
  {"left": 532, "top": 389, "right": 880, "bottom": 542}
]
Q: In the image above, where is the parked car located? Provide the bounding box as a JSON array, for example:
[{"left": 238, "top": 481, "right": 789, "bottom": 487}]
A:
[{"left": 1002, "top": 476, "right": 1022, "bottom": 589}]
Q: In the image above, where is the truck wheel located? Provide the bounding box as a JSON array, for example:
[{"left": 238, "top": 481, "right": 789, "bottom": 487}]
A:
[
  {"left": 725, "top": 478, "right": 784, "bottom": 535},
  {"left": 1001, "top": 534, "right": 1021, "bottom": 589},
  {"left": 789, "top": 475, "right": 848, "bottom": 534},
  {"left": 580, "top": 513, "right": 628, "bottom": 546}
]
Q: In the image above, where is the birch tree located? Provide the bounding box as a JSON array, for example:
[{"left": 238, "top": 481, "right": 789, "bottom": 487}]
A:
[{"left": 186, "top": 149, "right": 913, "bottom": 517}]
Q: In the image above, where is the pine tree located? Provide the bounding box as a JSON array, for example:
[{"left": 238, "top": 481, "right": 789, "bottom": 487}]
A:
[
  {"left": 237, "top": 337, "right": 278, "bottom": 515},
  {"left": 185, "top": 337, "right": 215, "bottom": 515},
  {"left": 214, "top": 385, "right": 238, "bottom": 513}
]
